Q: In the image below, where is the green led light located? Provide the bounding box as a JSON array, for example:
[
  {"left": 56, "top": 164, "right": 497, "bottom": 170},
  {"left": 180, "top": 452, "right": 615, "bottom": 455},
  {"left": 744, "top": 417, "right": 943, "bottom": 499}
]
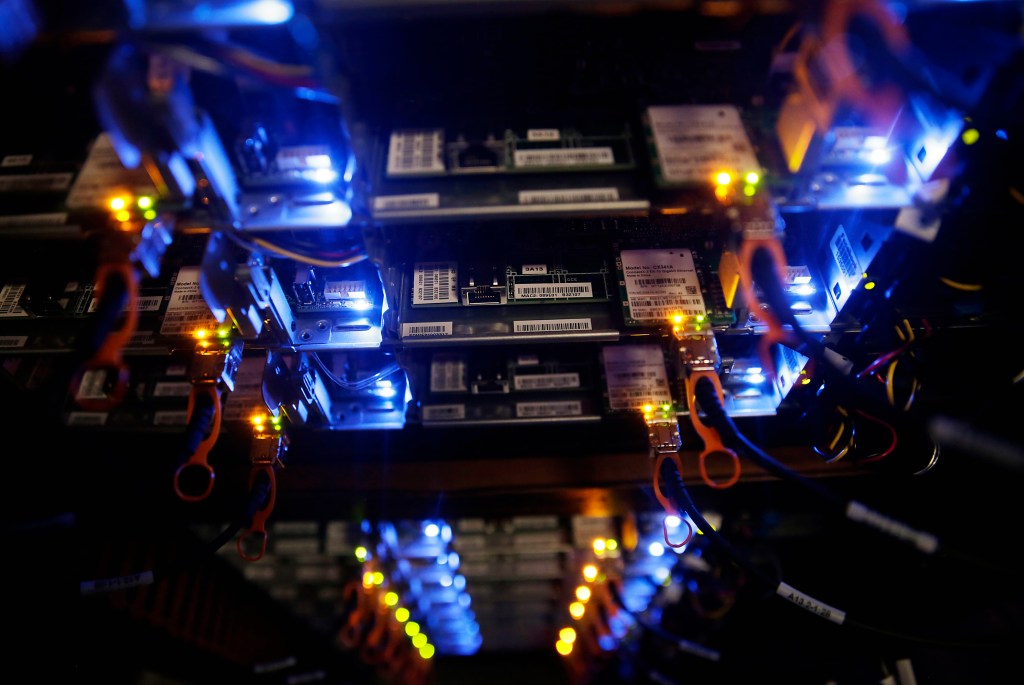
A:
[
  {"left": 419, "top": 644, "right": 435, "bottom": 659},
  {"left": 961, "top": 128, "right": 980, "bottom": 146},
  {"left": 217, "top": 327, "right": 230, "bottom": 338},
  {"left": 412, "top": 633, "right": 428, "bottom": 648},
  {"left": 696, "top": 315, "right": 705, "bottom": 323},
  {"left": 384, "top": 592, "right": 399, "bottom": 606},
  {"left": 405, "top": 621, "right": 421, "bottom": 637},
  {"left": 137, "top": 196, "right": 154, "bottom": 210},
  {"left": 661, "top": 404, "right": 671, "bottom": 411},
  {"left": 395, "top": 607, "right": 410, "bottom": 623},
  {"left": 745, "top": 171, "right": 760, "bottom": 185},
  {"left": 354, "top": 546, "right": 367, "bottom": 561},
  {"left": 143, "top": 209, "right": 157, "bottom": 221},
  {"left": 742, "top": 184, "right": 756, "bottom": 197}
]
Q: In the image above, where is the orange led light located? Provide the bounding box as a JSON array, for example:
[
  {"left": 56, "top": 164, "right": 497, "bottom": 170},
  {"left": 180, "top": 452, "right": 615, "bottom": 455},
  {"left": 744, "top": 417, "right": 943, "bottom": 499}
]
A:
[
  {"left": 582, "top": 565, "right": 598, "bottom": 582},
  {"left": 575, "top": 585, "right": 592, "bottom": 602}
]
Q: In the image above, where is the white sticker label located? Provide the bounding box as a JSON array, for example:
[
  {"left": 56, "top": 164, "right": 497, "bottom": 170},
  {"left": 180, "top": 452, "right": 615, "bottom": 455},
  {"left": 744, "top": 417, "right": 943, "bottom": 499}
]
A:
[
  {"left": 89, "top": 294, "right": 161, "bottom": 314},
  {"left": 776, "top": 582, "right": 846, "bottom": 624},
  {"left": 1, "top": 154, "right": 32, "bottom": 167},
  {"left": 127, "top": 331, "right": 155, "bottom": 346},
  {"left": 516, "top": 401, "right": 582, "bottom": 418},
  {"left": 621, "top": 248, "right": 707, "bottom": 321},
  {"left": 221, "top": 356, "right": 266, "bottom": 422},
  {"left": 372, "top": 193, "right": 440, "bottom": 211},
  {"left": 402, "top": 321, "right": 453, "bottom": 338},
  {"left": 0, "top": 213, "right": 68, "bottom": 228},
  {"left": 412, "top": 262, "right": 458, "bottom": 305},
  {"left": 387, "top": 130, "right": 445, "bottom": 176},
  {"left": 518, "top": 188, "right": 620, "bottom": 205},
  {"left": 602, "top": 345, "right": 672, "bottom": 410},
  {"left": 0, "top": 173, "right": 73, "bottom": 193},
  {"left": 275, "top": 145, "right": 332, "bottom": 171},
  {"left": 845, "top": 501, "right": 939, "bottom": 554},
  {"left": 430, "top": 355, "right": 467, "bottom": 392},
  {"left": 514, "top": 373, "right": 580, "bottom": 391},
  {"left": 422, "top": 404, "right": 466, "bottom": 421},
  {"left": 0, "top": 335, "right": 28, "bottom": 347},
  {"left": 647, "top": 105, "right": 759, "bottom": 184},
  {"left": 76, "top": 369, "right": 111, "bottom": 400},
  {"left": 153, "top": 410, "right": 189, "bottom": 426},
  {"left": 513, "top": 319, "right": 593, "bottom": 333},
  {"left": 521, "top": 264, "right": 548, "bottom": 275},
  {"left": 67, "top": 412, "right": 109, "bottom": 427},
  {"left": 830, "top": 225, "right": 863, "bottom": 289},
  {"left": 514, "top": 283, "right": 593, "bottom": 299},
  {"left": 152, "top": 381, "right": 192, "bottom": 398},
  {"left": 513, "top": 147, "right": 614, "bottom": 168},
  {"left": 0, "top": 284, "right": 28, "bottom": 318},
  {"left": 65, "top": 133, "right": 156, "bottom": 208},
  {"left": 160, "top": 267, "right": 218, "bottom": 336},
  {"left": 527, "top": 129, "right": 561, "bottom": 141}
]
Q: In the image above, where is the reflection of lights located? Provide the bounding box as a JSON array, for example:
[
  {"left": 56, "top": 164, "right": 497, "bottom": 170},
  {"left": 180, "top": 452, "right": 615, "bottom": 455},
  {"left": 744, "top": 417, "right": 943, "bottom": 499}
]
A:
[
  {"left": 306, "top": 154, "right": 333, "bottom": 169},
  {"left": 598, "top": 634, "right": 617, "bottom": 651},
  {"left": 395, "top": 607, "right": 410, "bottom": 623},
  {"left": 349, "top": 297, "right": 373, "bottom": 311},
  {"left": 648, "top": 541, "right": 665, "bottom": 557},
  {"left": 864, "top": 135, "right": 887, "bottom": 149},
  {"left": 354, "top": 546, "right": 367, "bottom": 561},
  {"left": 555, "top": 639, "right": 573, "bottom": 656},
  {"left": 789, "top": 284, "right": 816, "bottom": 297},
  {"left": 583, "top": 565, "right": 598, "bottom": 582},
  {"left": 745, "top": 373, "right": 766, "bottom": 385},
  {"left": 575, "top": 586, "right": 592, "bottom": 602},
  {"left": 867, "top": 148, "right": 892, "bottom": 165},
  {"left": 559, "top": 627, "right": 577, "bottom": 644},
  {"left": 424, "top": 523, "right": 440, "bottom": 538},
  {"left": 653, "top": 567, "right": 670, "bottom": 583},
  {"left": 569, "top": 602, "right": 585, "bottom": 619},
  {"left": 592, "top": 538, "right": 606, "bottom": 553},
  {"left": 362, "top": 572, "right": 374, "bottom": 588},
  {"left": 458, "top": 594, "right": 471, "bottom": 609},
  {"left": 305, "top": 168, "right": 338, "bottom": 184}
]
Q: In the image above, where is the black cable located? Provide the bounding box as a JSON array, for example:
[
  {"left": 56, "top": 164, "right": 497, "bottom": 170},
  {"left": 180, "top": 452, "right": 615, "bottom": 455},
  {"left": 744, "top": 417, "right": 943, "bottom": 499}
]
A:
[
  {"left": 181, "top": 388, "right": 216, "bottom": 457},
  {"left": 657, "top": 457, "right": 1007, "bottom": 649},
  {"left": 80, "top": 474, "right": 272, "bottom": 595}
]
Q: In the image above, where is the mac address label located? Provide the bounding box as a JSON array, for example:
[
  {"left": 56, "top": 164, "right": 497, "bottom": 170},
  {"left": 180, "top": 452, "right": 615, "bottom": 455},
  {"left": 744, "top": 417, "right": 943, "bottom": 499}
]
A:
[{"left": 621, "top": 248, "right": 707, "bottom": 322}]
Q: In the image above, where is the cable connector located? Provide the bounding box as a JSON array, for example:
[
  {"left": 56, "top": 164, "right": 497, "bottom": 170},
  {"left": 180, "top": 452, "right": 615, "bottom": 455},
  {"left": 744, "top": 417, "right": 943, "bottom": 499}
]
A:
[
  {"left": 190, "top": 337, "right": 244, "bottom": 391},
  {"left": 250, "top": 427, "right": 289, "bottom": 469},
  {"left": 645, "top": 406, "right": 682, "bottom": 455},
  {"left": 673, "top": 326, "right": 721, "bottom": 373}
]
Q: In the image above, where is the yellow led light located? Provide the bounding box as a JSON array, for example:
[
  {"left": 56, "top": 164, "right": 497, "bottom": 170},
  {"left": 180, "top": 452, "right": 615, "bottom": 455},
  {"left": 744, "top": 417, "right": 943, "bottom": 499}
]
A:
[
  {"left": 672, "top": 313, "right": 683, "bottom": 324},
  {"left": 217, "top": 327, "right": 230, "bottom": 338},
  {"left": 961, "top": 128, "right": 980, "bottom": 146},
  {"left": 143, "top": 209, "right": 157, "bottom": 221},
  {"left": 555, "top": 639, "right": 573, "bottom": 656},
  {"left": 419, "top": 644, "right": 435, "bottom": 660},
  {"left": 745, "top": 171, "right": 760, "bottom": 185},
  {"left": 569, "top": 602, "right": 585, "bottom": 619},
  {"left": 395, "top": 607, "right": 410, "bottom": 623},
  {"left": 696, "top": 315, "right": 705, "bottom": 323},
  {"left": 582, "top": 565, "right": 598, "bottom": 582},
  {"left": 194, "top": 328, "right": 209, "bottom": 339},
  {"left": 362, "top": 571, "right": 374, "bottom": 588},
  {"left": 641, "top": 405, "right": 652, "bottom": 415},
  {"left": 559, "top": 627, "right": 577, "bottom": 644},
  {"left": 412, "top": 633, "right": 428, "bottom": 649},
  {"left": 251, "top": 414, "right": 265, "bottom": 426},
  {"left": 372, "top": 571, "right": 385, "bottom": 586},
  {"left": 115, "top": 210, "right": 131, "bottom": 222},
  {"left": 384, "top": 592, "right": 399, "bottom": 606},
  {"left": 592, "top": 538, "right": 606, "bottom": 553},
  {"left": 606, "top": 539, "right": 618, "bottom": 551},
  {"left": 863, "top": 281, "right": 876, "bottom": 291},
  {"left": 575, "top": 585, "right": 591, "bottom": 603},
  {"left": 354, "top": 546, "right": 368, "bottom": 561},
  {"left": 136, "top": 196, "right": 154, "bottom": 210},
  {"left": 801, "top": 377, "right": 812, "bottom": 385},
  {"left": 405, "top": 621, "right": 421, "bottom": 637},
  {"left": 715, "top": 171, "right": 732, "bottom": 186},
  {"left": 109, "top": 197, "right": 127, "bottom": 211},
  {"left": 742, "top": 184, "right": 756, "bottom": 197}
]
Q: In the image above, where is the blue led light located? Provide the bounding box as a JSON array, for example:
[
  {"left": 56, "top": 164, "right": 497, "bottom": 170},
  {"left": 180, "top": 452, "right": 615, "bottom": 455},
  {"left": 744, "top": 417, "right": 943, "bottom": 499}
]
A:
[
  {"left": 453, "top": 574, "right": 466, "bottom": 591},
  {"left": 248, "top": 0, "right": 294, "bottom": 24},
  {"left": 664, "top": 515, "right": 681, "bottom": 529},
  {"left": 305, "top": 168, "right": 338, "bottom": 184},
  {"left": 997, "top": 130, "right": 1008, "bottom": 140},
  {"left": 306, "top": 154, "right": 332, "bottom": 169},
  {"left": 648, "top": 541, "right": 665, "bottom": 557},
  {"left": 424, "top": 523, "right": 440, "bottom": 538},
  {"left": 598, "top": 634, "right": 617, "bottom": 652}
]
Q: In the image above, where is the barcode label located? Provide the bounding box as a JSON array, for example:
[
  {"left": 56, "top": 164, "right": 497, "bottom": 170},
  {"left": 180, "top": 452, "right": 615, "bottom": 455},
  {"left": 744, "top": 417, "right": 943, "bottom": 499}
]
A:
[
  {"left": 152, "top": 382, "right": 192, "bottom": 398},
  {"left": 0, "top": 212, "right": 68, "bottom": 227},
  {"left": 430, "top": 355, "right": 467, "bottom": 392},
  {"left": 1, "top": 154, "right": 32, "bottom": 167},
  {"left": 514, "top": 373, "right": 580, "bottom": 391},
  {"left": 66, "top": 412, "right": 108, "bottom": 426},
  {"left": 0, "top": 173, "right": 73, "bottom": 193},
  {"left": 403, "top": 321, "right": 454, "bottom": 338},
  {"left": 136, "top": 296, "right": 163, "bottom": 312},
  {"left": 153, "top": 410, "right": 189, "bottom": 426},
  {"left": 373, "top": 193, "right": 440, "bottom": 212},
  {"left": 0, "top": 335, "right": 27, "bottom": 347},
  {"left": 527, "top": 129, "right": 560, "bottom": 141},
  {"left": 412, "top": 262, "right": 458, "bottom": 305},
  {"left": 513, "top": 147, "right": 614, "bottom": 168},
  {"left": 514, "top": 283, "right": 593, "bottom": 299},
  {"left": 602, "top": 345, "right": 672, "bottom": 410},
  {"left": 621, "top": 248, "right": 707, "bottom": 321},
  {"left": 387, "top": 130, "right": 445, "bottom": 176},
  {"left": 830, "top": 226, "right": 862, "bottom": 283},
  {"left": 0, "top": 284, "right": 28, "bottom": 318},
  {"left": 161, "top": 267, "right": 218, "bottom": 336},
  {"left": 518, "top": 187, "right": 620, "bottom": 205},
  {"left": 647, "top": 105, "right": 759, "bottom": 185},
  {"left": 514, "top": 318, "right": 593, "bottom": 333},
  {"left": 128, "top": 331, "right": 154, "bottom": 346},
  {"left": 422, "top": 404, "right": 466, "bottom": 421},
  {"left": 516, "top": 401, "right": 583, "bottom": 418}
]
